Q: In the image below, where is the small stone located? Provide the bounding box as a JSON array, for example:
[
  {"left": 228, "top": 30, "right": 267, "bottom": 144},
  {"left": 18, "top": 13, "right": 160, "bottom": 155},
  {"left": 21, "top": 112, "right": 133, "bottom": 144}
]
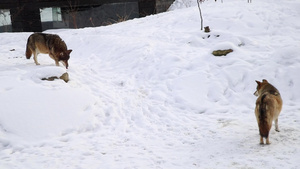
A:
[
  {"left": 204, "top": 26, "right": 210, "bottom": 33},
  {"left": 59, "top": 73, "right": 69, "bottom": 83},
  {"left": 41, "top": 76, "right": 58, "bottom": 81},
  {"left": 41, "top": 72, "right": 69, "bottom": 83},
  {"left": 212, "top": 49, "right": 233, "bottom": 56}
]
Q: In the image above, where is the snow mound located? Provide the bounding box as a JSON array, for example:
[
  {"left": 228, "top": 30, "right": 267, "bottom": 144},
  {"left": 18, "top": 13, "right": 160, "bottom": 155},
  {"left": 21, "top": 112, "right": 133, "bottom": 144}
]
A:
[{"left": 0, "top": 0, "right": 300, "bottom": 168}]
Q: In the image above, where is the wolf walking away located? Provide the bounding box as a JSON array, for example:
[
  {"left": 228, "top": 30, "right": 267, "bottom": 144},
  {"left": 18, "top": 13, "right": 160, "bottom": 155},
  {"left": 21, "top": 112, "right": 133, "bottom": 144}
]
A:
[
  {"left": 254, "top": 79, "right": 283, "bottom": 144},
  {"left": 25, "top": 33, "right": 72, "bottom": 69}
]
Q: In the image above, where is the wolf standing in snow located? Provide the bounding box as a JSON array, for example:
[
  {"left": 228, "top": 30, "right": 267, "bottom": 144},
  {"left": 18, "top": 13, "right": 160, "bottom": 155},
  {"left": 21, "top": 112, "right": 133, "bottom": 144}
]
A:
[
  {"left": 254, "top": 79, "right": 283, "bottom": 144},
  {"left": 25, "top": 33, "right": 72, "bottom": 69}
]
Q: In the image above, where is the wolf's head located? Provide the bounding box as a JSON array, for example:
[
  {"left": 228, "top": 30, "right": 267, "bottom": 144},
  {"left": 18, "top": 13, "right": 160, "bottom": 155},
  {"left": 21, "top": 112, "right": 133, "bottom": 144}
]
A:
[
  {"left": 254, "top": 79, "right": 269, "bottom": 96},
  {"left": 59, "top": 49, "right": 72, "bottom": 69}
]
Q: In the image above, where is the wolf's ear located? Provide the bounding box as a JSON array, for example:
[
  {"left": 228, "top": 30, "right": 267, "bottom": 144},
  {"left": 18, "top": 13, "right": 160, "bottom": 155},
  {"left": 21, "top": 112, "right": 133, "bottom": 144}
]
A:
[
  {"left": 67, "top": 50, "right": 72, "bottom": 54},
  {"left": 255, "top": 80, "right": 261, "bottom": 85},
  {"left": 262, "top": 79, "right": 268, "bottom": 83}
]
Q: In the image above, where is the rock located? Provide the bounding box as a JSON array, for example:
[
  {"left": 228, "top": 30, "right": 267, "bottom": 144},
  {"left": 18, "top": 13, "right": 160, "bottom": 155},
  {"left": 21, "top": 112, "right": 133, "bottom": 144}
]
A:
[
  {"left": 41, "top": 72, "right": 69, "bottom": 83},
  {"left": 204, "top": 26, "right": 210, "bottom": 33},
  {"left": 59, "top": 73, "right": 69, "bottom": 83},
  {"left": 212, "top": 49, "right": 233, "bottom": 56},
  {"left": 41, "top": 76, "right": 57, "bottom": 81}
]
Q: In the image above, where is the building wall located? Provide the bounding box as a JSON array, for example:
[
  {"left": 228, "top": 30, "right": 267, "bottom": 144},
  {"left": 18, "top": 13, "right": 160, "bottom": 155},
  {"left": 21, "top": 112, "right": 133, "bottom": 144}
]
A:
[
  {"left": 40, "top": 2, "right": 139, "bottom": 30},
  {"left": 0, "top": 0, "right": 174, "bottom": 32},
  {"left": 156, "top": 0, "right": 174, "bottom": 13},
  {"left": 63, "top": 2, "right": 139, "bottom": 29}
]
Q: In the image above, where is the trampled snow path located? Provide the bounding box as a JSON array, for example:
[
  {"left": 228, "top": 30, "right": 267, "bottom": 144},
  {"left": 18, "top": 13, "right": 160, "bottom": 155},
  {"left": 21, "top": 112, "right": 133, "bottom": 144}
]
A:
[{"left": 0, "top": 0, "right": 300, "bottom": 168}]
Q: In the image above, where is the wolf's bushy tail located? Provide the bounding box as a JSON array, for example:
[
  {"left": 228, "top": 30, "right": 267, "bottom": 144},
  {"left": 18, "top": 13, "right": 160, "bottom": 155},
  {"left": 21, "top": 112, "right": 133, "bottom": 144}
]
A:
[
  {"left": 25, "top": 38, "right": 32, "bottom": 59},
  {"left": 259, "top": 94, "right": 271, "bottom": 138}
]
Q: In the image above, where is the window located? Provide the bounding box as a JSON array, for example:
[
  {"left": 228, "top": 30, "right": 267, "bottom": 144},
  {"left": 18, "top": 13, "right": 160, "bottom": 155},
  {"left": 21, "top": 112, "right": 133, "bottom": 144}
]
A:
[
  {"left": 52, "top": 7, "right": 62, "bottom": 21},
  {"left": 40, "top": 7, "right": 62, "bottom": 22},
  {"left": 0, "top": 9, "right": 11, "bottom": 26}
]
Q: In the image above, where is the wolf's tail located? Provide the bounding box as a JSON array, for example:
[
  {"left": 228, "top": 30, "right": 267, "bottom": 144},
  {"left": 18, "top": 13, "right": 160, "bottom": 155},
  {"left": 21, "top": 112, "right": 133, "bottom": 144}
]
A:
[
  {"left": 25, "top": 38, "right": 32, "bottom": 59},
  {"left": 259, "top": 94, "right": 271, "bottom": 138}
]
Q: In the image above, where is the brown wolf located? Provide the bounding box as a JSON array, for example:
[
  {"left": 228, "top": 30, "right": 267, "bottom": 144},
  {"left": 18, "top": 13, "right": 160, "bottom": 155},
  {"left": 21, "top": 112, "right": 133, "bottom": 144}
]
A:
[
  {"left": 254, "top": 79, "right": 283, "bottom": 144},
  {"left": 25, "top": 33, "right": 72, "bottom": 69}
]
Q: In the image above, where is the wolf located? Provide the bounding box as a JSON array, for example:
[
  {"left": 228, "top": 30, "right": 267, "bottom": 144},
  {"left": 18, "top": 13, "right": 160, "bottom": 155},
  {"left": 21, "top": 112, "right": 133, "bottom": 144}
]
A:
[
  {"left": 254, "top": 79, "right": 283, "bottom": 144},
  {"left": 25, "top": 33, "right": 72, "bottom": 69}
]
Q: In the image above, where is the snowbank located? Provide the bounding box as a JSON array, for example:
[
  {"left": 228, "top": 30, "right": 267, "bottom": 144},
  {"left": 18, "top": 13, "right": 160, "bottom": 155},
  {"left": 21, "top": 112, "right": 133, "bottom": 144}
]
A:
[{"left": 0, "top": 0, "right": 299, "bottom": 168}]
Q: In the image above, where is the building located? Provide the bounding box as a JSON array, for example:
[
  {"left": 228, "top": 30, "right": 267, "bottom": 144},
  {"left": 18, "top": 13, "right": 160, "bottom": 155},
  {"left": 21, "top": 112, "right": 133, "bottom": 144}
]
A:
[{"left": 0, "top": 0, "right": 174, "bottom": 32}]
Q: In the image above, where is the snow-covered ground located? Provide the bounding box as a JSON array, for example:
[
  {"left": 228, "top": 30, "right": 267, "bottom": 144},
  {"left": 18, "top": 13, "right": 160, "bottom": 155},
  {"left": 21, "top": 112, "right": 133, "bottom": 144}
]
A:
[{"left": 0, "top": 0, "right": 300, "bottom": 168}]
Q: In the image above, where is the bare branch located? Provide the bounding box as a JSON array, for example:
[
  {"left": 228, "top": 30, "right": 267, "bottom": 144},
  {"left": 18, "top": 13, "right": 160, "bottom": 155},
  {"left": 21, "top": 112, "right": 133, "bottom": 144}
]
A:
[{"left": 197, "top": 0, "right": 204, "bottom": 30}]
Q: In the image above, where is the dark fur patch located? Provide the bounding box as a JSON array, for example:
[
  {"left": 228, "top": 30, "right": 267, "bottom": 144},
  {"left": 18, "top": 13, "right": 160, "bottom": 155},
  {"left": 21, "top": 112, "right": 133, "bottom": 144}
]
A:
[
  {"left": 259, "top": 94, "right": 269, "bottom": 138},
  {"left": 269, "top": 89, "right": 279, "bottom": 96}
]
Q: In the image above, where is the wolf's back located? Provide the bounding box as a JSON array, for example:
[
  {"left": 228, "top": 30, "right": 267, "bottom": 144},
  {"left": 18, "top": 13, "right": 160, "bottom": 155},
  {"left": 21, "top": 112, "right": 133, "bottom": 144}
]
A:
[{"left": 25, "top": 33, "right": 48, "bottom": 59}]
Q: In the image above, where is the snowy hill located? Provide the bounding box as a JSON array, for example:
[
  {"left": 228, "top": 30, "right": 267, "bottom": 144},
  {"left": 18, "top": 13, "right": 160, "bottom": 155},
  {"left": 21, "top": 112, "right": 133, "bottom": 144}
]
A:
[{"left": 0, "top": 0, "right": 300, "bottom": 168}]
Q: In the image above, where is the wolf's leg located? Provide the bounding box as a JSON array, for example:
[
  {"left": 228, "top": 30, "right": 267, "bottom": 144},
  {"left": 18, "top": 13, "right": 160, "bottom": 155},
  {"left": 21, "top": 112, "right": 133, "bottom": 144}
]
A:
[
  {"left": 55, "top": 60, "right": 59, "bottom": 66},
  {"left": 49, "top": 54, "right": 59, "bottom": 66},
  {"left": 266, "top": 137, "right": 270, "bottom": 144},
  {"left": 260, "top": 136, "right": 264, "bottom": 144},
  {"left": 275, "top": 119, "right": 280, "bottom": 132},
  {"left": 33, "top": 52, "right": 40, "bottom": 65}
]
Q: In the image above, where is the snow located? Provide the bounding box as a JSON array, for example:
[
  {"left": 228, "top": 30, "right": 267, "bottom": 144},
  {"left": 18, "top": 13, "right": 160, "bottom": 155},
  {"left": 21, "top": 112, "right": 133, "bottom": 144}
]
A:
[{"left": 0, "top": 0, "right": 300, "bottom": 168}]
